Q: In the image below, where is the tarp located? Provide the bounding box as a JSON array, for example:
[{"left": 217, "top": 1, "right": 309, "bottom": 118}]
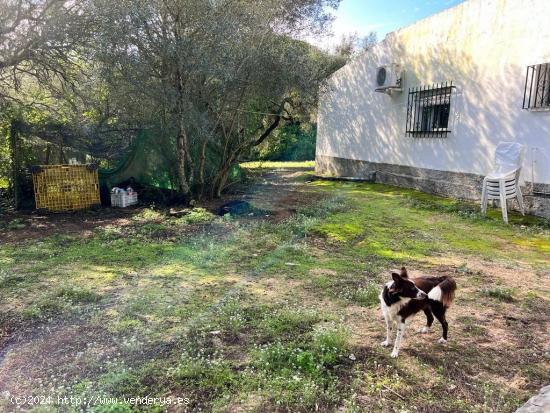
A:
[{"left": 98, "top": 129, "right": 177, "bottom": 190}]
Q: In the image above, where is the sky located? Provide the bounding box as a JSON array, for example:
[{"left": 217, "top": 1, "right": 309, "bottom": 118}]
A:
[{"left": 315, "top": 0, "right": 465, "bottom": 49}]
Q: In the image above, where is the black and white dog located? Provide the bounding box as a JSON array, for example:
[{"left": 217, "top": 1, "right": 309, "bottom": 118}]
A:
[{"left": 380, "top": 267, "right": 457, "bottom": 358}]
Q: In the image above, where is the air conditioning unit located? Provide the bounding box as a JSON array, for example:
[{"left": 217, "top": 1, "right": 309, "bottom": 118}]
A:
[{"left": 375, "top": 64, "right": 403, "bottom": 94}]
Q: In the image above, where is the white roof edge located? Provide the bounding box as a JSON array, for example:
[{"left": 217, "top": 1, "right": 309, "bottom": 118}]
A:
[{"left": 382, "top": 0, "right": 469, "bottom": 42}]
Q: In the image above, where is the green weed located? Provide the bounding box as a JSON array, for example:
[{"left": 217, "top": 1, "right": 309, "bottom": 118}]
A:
[
  {"left": 259, "top": 308, "right": 321, "bottom": 339},
  {"left": 7, "top": 218, "right": 27, "bottom": 230},
  {"left": 56, "top": 286, "right": 101, "bottom": 303},
  {"left": 481, "top": 287, "right": 516, "bottom": 302}
]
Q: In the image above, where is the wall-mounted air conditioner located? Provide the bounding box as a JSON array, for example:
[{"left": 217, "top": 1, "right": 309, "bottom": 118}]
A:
[{"left": 375, "top": 64, "right": 403, "bottom": 94}]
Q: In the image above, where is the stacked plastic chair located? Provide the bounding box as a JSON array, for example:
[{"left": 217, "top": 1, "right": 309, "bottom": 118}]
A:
[{"left": 481, "top": 142, "right": 525, "bottom": 223}]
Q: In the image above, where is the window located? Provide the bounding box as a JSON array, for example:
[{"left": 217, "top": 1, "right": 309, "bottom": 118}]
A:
[
  {"left": 421, "top": 104, "right": 450, "bottom": 132},
  {"left": 406, "top": 82, "right": 454, "bottom": 137},
  {"left": 523, "top": 63, "right": 550, "bottom": 110}
]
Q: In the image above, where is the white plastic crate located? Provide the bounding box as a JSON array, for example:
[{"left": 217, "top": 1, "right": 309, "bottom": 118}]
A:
[{"left": 110, "top": 188, "right": 138, "bottom": 208}]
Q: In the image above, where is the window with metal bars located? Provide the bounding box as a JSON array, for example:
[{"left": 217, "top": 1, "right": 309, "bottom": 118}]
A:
[
  {"left": 523, "top": 63, "right": 550, "bottom": 110},
  {"left": 406, "top": 82, "right": 454, "bottom": 137}
]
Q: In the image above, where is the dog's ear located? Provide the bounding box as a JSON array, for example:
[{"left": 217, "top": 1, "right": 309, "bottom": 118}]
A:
[
  {"left": 391, "top": 272, "right": 402, "bottom": 284},
  {"left": 400, "top": 267, "right": 408, "bottom": 278}
]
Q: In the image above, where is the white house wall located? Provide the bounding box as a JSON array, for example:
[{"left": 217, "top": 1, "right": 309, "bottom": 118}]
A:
[{"left": 316, "top": 0, "right": 550, "bottom": 189}]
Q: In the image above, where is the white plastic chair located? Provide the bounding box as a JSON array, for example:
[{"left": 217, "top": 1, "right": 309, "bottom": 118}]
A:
[{"left": 481, "top": 142, "right": 525, "bottom": 223}]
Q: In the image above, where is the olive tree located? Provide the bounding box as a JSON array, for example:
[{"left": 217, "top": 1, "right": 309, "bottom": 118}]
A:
[
  {"left": 91, "top": 0, "right": 343, "bottom": 200},
  {"left": 0, "top": 0, "right": 94, "bottom": 207}
]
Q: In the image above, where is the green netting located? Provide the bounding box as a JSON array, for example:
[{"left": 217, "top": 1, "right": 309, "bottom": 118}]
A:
[{"left": 98, "top": 129, "right": 176, "bottom": 191}]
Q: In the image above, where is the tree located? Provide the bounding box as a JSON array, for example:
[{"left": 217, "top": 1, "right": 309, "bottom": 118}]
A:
[
  {"left": 334, "top": 31, "right": 377, "bottom": 58},
  {"left": 0, "top": 0, "right": 94, "bottom": 207},
  {"left": 91, "top": 0, "right": 343, "bottom": 200},
  {"left": 0, "top": 0, "right": 93, "bottom": 103},
  {"left": 0, "top": 0, "right": 346, "bottom": 207},
  {"left": 360, "top": 31, "right": 378, "bottom": 52}
]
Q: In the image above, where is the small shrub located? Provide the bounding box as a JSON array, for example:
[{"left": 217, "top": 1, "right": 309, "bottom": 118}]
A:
[
  {"left": 481, "top": 287, "right": 515, "bottom": 302},
  {"left": 133, "top": 208, "right": 163, "bottom": 222},
  {"left": 56, "top": 286, "right": 101, "bottom": 303},
  {"left": 258, "top": 374, "right": 337, "bottom": 411},
  {"left": 7, "top": 218, "right": 27, "bottom": 230},
  {"left": 182, "top": 208, "right": 216, "bottom": 224},
  {"left": 172, "top": 351, "right": 236, "bottom": 393},
  {"left": 312, "top": 327, "right": 349, "bottom": 367},
  {"left": 260, "top": 308, "right": 320, "bottom": 339},
  {"left": 132, "top": 222, "right": 173, "bottom": 239},
  {"left": 254, "top": 328, "right": 348, "bottom": 376},
  {"left": 0, "top": 270, "right": 26, "bottom": 289},
  {"left": 254, "top": 342, "right": 318, "bottom": 375},
  {"left": 209, "top": 293, "right": 249, "bottom": 336},
  {"left": 22, "top": 298, "right": 65, "bottom": 319},
  {"left": 99, "top": 369, "right": 142, "bottom": 397},
  {"left": 298, "top": 195, "right": 348, "bottom": 219},
  {"left": 339, "top": 282, "right": 380, "bottom": 307},
  {"left": 352, "top": 283, "right": 380, "bottom": 307}
]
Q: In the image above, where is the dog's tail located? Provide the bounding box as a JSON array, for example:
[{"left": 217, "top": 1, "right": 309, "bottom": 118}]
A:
[{"left": 427, "top": 276, "right": 457, "bottom": 308}]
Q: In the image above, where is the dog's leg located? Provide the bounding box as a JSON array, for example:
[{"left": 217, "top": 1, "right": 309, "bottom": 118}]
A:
[
  {"left": 419, "top": 308, "right": 434, "bottom": 334},
  {"left": 381, "top": 311, "right": 392, "bottom": 347},
  {"left": 432, "top": 303, "right": 449, "bottom": 344},
  {"left": 391, "top": 319, "right": 406, "bottom": 358}
]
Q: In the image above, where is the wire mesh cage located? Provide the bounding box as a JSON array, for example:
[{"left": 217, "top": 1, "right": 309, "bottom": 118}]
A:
[{"left": 32, "top": 164, "right": 101, "bottom": 211}]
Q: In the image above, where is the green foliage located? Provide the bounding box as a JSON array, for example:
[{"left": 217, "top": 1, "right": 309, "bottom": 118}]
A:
[
  {"left": 7, "top": 218, "right": 27, "bottom": 230},
  {"left": 344, "top": 283, "right": 380, "bottom": 307},
  {"left": 481, "top": 287, "right": 516, "bottom": 302},
  {"left": 253, "top": 328, "right": 348, "bottom": 376},
  {"left": 173, "top": 351, "right": 236, "bottom": 393},
  {"left": 259, "top": 308, "right": 322, "bottom": 339},
  {"left": 55, "top": 286, "right": 101, "bottom": 303},
  {"left": 181, "top": 208, "right": 217, "bottom": 224},
  {"left": 0, "top": 131, "right": 9, "bottom": 189},
  {"left": 241, "top": 160, "right": 315, "bottom": 169},
  {"left": 257, "top": 123, "right": 316, "bottom": 161}
]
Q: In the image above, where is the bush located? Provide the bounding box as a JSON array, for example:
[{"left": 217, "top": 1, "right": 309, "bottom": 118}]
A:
[
  {"left": 257, "top": 123, "right": 316, "bottom": 161},
  {"left": 481, "top": 287, "right": 516, "bottom": 302}
]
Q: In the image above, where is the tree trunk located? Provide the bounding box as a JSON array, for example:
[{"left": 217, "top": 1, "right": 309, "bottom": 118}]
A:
[
  {"left": 9, "top": 119, "right": 22, "bottom": 210},
  {"left": 211, "top": 99, "right": 290, "bottom": 198},
  {"left": 198, "top": 139, "right": 207, "bottom": 200},
  {"left": 186, "top": 144, "right": 194, "bottom": 188},
  {"left": 45, "top": 144, "right": 51, "bottom": 164},
  {"left": 176, "top": 119, "right": 191, "bottom": 200},
  {"left": 214, "top": 166, "right": 231, "bottom": 198},
  {"left": 212, "top": 152, "right": 236, "bottom": 198}
]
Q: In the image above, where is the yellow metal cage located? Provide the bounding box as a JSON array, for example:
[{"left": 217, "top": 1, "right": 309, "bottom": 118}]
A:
[{"left": 32, "top": 164, "right": 101, "bottom": 211}]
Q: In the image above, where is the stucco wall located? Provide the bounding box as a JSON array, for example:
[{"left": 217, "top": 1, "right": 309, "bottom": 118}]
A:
[{"left": 316, "top": 0, "right": 550, "bottom": 187}]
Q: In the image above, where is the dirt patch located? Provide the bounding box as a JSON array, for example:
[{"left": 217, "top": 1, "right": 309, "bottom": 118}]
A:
[
  {"left": 202, "top": 168, "right": 325, "bottom": 222},
  {"left": 0, "top": 168, "right": 320, "bottom": 245},
  {"left": 0, "top": 304, "right": 135, "bottom": 397},
  {"left": 0, "top": 208, "right": 139, "bottom": 244}
]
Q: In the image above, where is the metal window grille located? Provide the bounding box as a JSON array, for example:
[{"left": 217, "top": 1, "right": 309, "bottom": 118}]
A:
[
  {"left": 523, "top": 63, "right": 550, "bottom": 110},
  {"left": 406, "top": 81, "right": 454, "bottom": 137}
]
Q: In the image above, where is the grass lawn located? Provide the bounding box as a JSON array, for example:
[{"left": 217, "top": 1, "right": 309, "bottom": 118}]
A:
[{"left": 0, "top": 165, "right": 549, "bottom": 412}]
